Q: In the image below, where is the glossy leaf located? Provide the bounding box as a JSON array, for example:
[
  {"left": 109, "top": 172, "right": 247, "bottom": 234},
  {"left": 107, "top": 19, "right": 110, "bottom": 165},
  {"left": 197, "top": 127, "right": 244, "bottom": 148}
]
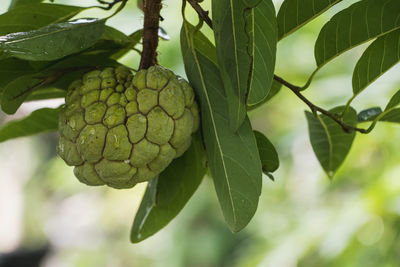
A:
[
  {"left": 158, "top": 26, "right": 170, "bottom": 40},
  {"left": 305, "top": 106, "right": 357, "bottom": 177},
  {"left": 358, "top": 107, "right": 382, "bottom": 122},
  {"left": 246, "top": 0, "right": 277, "bottom": 106},
  {"left": 277, "top": 0, "right": 342, "bottom": 40},
  {"left": 0, "top": 18, "right": 105, "bottom": 61},
  {"left": 315, "top": 0, "right": 400, "bottom": 67},
  {"left": 0, "top": 3, "right": 84, "bottom": 35},
  {"left": 0, "top": 107, "right": 60, "bottom": 143},
  {"left": 131, "top": 133, "right": 207, "bottom": 243},
  {"left": 353, "top": 29, "right": 400, "bottom": 95},
  {"left": 181, "top": 22, "right": 262, "bottom": 232},
  {"left": 254, "top": 130, "right": 279, "bottom": 174},
  {"left": 362, "top": 109, "right": 400, "bottom": 123},
  {"left": 212, "top": 0, "right": 251, "bottom": 130}
]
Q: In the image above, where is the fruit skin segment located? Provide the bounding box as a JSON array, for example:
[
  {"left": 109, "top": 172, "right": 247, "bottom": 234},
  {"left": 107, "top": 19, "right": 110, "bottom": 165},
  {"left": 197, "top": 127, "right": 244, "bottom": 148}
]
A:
[{"left": 57, "top": 65, "right": 200, "bottom": 189}]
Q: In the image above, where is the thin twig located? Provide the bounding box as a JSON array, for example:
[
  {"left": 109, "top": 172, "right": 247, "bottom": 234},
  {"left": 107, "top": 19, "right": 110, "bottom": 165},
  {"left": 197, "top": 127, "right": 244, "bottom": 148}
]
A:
[
  {"left": 139, "top": 0, "right": 162, "bottom": 69},
  {"left": 273, "top": 75, "right": 367, "bottom": 134},
  {"left": 187, "top": 0, "right": 213, "bottom": 28}
]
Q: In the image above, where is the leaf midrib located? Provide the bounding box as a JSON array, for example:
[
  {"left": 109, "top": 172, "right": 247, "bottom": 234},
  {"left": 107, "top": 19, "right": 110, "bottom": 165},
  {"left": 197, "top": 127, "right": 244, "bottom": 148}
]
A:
[
  {"left": 247, "top": 8, "right": 255, "bottom": 103},
  {"left": 229, "top": 0, "right": 242, "bottom": 125},
  {"left": 184, "top": 23, "right": 237, "bottom": 226},
  {"left": 316, "top": 114, "right": 333, "bottom": 173}
]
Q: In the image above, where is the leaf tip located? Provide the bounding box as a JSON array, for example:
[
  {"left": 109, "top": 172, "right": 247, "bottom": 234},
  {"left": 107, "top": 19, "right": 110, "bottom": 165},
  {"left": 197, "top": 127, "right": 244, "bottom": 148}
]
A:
[
  {"left": 264, "top": 171, "right": 275, "bottom": 181},
  {"left": 327, "top": 170, "right": 335, "bottom": 179},
  {"left": 130, "top": 229, "right": 142, "bottom": 244}
]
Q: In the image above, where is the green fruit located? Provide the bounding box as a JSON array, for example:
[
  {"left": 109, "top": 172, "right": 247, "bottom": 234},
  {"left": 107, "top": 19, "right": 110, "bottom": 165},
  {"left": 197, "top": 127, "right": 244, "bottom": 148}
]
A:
[{"left": 57, "top": 66, "right": 200, "bottom": 189}]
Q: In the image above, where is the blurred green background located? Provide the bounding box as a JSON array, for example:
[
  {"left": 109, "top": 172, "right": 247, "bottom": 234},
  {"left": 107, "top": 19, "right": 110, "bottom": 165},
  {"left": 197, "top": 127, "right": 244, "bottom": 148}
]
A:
[{"left": 1, "top": 0, "right": 400, "bottom": 266}]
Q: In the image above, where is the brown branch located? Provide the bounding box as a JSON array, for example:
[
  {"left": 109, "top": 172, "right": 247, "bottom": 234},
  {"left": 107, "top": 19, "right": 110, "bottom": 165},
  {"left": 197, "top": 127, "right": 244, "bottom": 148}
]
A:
[
  {"left": 187, "top": 0, "right": 213, "bottom": 29},
  {"left": 139, "top": 0, "right": 162, "bottom": 70},
  {"left": 273, "top": 75, "right": 367, "bottom": 134}
]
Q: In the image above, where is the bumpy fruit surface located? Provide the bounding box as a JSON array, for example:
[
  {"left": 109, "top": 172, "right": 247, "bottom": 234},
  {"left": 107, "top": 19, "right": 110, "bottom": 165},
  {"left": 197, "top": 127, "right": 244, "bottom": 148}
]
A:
[{"left": 57, "top": 66, "right": 199, "bottom": 189}]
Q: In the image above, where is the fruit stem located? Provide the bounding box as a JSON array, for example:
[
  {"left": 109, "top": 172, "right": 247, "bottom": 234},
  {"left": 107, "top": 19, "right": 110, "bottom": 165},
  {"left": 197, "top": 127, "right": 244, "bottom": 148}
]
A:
[{"left": 139, "top": 0, "right": 162, "bottom": 70}]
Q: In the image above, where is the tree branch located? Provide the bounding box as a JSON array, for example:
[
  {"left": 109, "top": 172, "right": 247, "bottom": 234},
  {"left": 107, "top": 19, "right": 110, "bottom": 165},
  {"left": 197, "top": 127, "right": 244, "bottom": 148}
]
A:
[
  {"left": 273, "top": 75, "right": 367, "bottom": 134},
  {"left": 187, "top": 0, "right": 213, "bottom": 28},
  {"left": 139, "top": 0, "right": 162, "bottom": 70}
]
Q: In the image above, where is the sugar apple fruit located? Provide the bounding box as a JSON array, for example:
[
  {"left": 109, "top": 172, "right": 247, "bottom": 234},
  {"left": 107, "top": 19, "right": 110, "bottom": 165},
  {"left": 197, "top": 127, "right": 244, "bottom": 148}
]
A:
[{"left": 57, "top": 65, "right": 200, "bottom": 189}]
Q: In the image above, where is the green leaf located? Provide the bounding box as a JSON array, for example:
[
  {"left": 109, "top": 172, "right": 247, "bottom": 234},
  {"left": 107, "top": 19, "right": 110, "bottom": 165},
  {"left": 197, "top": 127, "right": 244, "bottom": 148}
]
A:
[
  {"left": 357, "top": 107, "right": 382, "bottom": 122},
  {"left": 0, "top": 54, "right": 120, "bottom": 114},
  {"left": 277, "top": 0, "right": 342, "bottom": 40},
  {"left": 364, "top": 108, "right": 400, "bottom": 123},
  {"left": 353, "top": 29, "right": 400, "bottom": 95},
  {"left": 376, "top": 89, "right": 400, "bottom": 123},
  {"left": 128, "top": 29, "right": 143, "bottom": 44},
  {"left": 130, "top": 133, "right": 207, "bottom": 243},
  {"left": 357, "top": 89, "right": 400, "bottom": 123},
  {"left": 0, "top": 58, "right": 34, "bottom": 90},
  {"left": 48, "top": 54, "right": 120, "bottom": 71},
  {"left": 44, "top": 55, "right": 121, "bottom": 91},
  {"left": 315, "top": 0, "right": 400, "bottom": 67},
  {"left": 385, "top": 89, "right": 400, "bottom": 110},
  {"left": 1, "top": 3, "right": 84, "bottom": 35},
  {"left": 246, "top": 0, "right": 277, "bottom": 106},
  {"left": 1, "top": 74, "right": 47, "bottom": 114},
  {"left": 181, "top": 21, "right": 262, "bottom": 232},
  {"left": 25, "top": 87, "right": 66, "bottom": 101},
  {"left": 305, "top": 106, "right": 357, "bottom": 177},
  {"left": 248, "top": 79, "right": 282, "bottom": 110},
  {"left": 380, "top": 109, "right": 400, "bottom": 122},
  {"left": 86, "top": 27, "right": 142, "bottom": 59},
  {"left": 102, "top": 26, "right": 130, "bottom": 41},
  {"left": 263, "top": 79, "right": 282, "bottom": 102},
  {"left": 0, "top": 18, "right": 105, "bottom": 61},
  {"left": 87, "top": 26, "right": 131, "bottom": 54},
  {"left": 0, "top": 107, "right": 60, "bottom": 143},
  {"left": 212, "top": 0, "right": 252, "bottom": 130},
  {"left": 254, "top": 130, "right": 279, "bottom": 174},
  {"left": 8, "top": 0, "right": 43, "bottom": 10},
  {"left": 110, "top": 29, "right": 143, "bottom": 59}
]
